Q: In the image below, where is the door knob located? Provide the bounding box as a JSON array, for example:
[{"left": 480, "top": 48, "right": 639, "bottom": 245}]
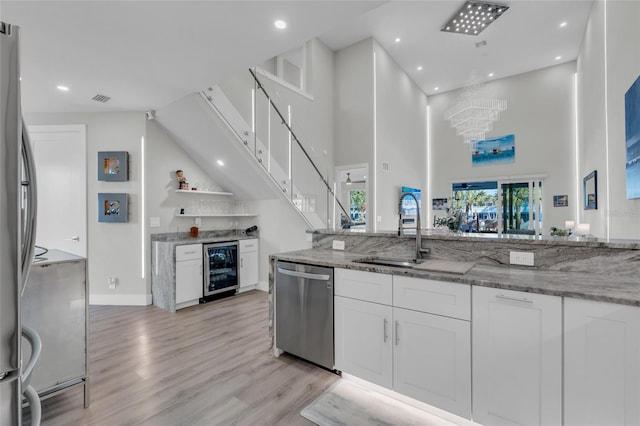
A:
[{"left": 65, "top": 236, "right": 80, "bottom": 242}]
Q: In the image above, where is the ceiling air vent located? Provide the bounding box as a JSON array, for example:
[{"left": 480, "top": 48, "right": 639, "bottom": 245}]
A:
[{"left": 91, "top": 94, "right": 111, "bottom": 103}]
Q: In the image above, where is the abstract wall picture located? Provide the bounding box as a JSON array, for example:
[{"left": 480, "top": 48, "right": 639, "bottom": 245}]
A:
[
  {"left": 472, "top": 134, "right": 515, "bottom": 167},
  {"left": 626, "top": 74, "right": 640, "bottom": 199},
  {"left": 98, "top": 151, "right": 129, "bottom": 181},
  {"left": 432, "top": 198, "right": 448, "bottom": 210},
  {"left": 553, "top": 195, "right": 568, "bottom": 207},
  {"left": 98, "top": 193, "right": 128, "bottom": 222}
]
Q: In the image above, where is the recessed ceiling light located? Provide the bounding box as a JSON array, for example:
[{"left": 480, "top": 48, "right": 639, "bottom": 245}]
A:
[
  {"left": 217, "top": 160, "right": 225, "bottom": 166},
  {"left": 555, "top": 55, "right": 562, "bottom": 60},
  {"left": 560, "top": 21, "right": 568, "bottom": 28},
  {"left": 274, "top": 20, "right": 287, "bottom": 29},
  {"left": 56, "top": 85, "right": 69, "bottom": 92},
  {"left": 395, "top": 37, "right": 401, "bottom": 43},
  {"left": 488, "top": 72, "right": 495, "bottom": 77},
  {"left": 417, "top": 66, "right": 423, "bottom": 71},
  {"left": 434, "top": 87, "right": 440, "bottom": 91}
]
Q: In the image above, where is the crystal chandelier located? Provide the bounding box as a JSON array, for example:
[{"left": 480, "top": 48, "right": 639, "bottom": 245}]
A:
[{"left": 445, "top": 77, "right": 507, "bottom": 145}]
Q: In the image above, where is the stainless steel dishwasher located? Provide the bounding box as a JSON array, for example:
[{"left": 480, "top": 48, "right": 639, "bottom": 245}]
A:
[{"left": 275, "top": 261, "right": 334, "bottom": 370}]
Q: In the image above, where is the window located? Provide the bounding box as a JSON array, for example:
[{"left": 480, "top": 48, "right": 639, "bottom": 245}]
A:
[
  {"left": 260, "top": 43, "right": 308, "bottom": 93},
  {"left": 451, "top": 177, "right": 544, "bottom": 235}
]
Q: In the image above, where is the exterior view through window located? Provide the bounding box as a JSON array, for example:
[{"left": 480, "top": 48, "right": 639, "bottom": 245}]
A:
[{"left": 451, "top": 179, "right": 544, "bottom": 235}]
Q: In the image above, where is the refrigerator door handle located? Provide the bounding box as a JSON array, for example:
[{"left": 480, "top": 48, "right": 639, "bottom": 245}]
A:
[{"left": 20, "top": 120, "right": 37, "bottom": 295}]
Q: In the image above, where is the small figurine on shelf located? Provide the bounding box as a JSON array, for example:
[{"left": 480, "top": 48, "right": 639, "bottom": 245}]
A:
[{"left": 176, "top": 169, "right": 189, "bottom": 190}]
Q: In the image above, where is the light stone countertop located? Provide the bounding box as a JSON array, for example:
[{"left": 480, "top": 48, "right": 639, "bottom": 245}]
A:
[
  {"left": 272, "top": 249, "right": 640, "bottom": 307},
  {"left": 32, "top": 249, "right": 85, "bottom": 266}
]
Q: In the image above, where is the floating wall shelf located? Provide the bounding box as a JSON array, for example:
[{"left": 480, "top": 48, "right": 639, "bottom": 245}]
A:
[{"left": 174, "top": 189, "right": 234, "bottom": 196}]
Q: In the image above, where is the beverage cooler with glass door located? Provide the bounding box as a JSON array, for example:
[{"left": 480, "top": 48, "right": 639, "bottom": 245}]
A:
[{"left": 203, "top": 241, "right": 239, "bottom": 297}]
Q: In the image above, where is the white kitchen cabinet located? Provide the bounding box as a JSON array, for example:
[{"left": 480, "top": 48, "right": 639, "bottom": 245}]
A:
[
  {"left": 334, "top": 268, "right": 471, "bottom": 418},
  {"left": 564, "top": 298, "right": 640, "bottom": 426},
  {"left": 175, "top": 244, "right": 203, "bottom": 309},
  {"left": 393, "top": 307, "right": 471, "bottom": 419},
  {"left": 472, "top": 286, "right": 562, "bottom": 426},
  {"left": 239, "top": 238, "right": 259, "bottom": 291},
  {"left": 335, "top": 296, "right": 393, "bottom": 388}
]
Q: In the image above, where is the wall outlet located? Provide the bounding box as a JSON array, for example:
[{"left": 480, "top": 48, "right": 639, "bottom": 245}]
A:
[
  {"left": 107, "top": 277, "right": 118, "bottom": 289},
  {"left": 332, "top": 240, "right": 345, "bottom": 250},
  {"left": 377, "top": 216, "right": 382, "bottom": 223},
  {"left": 509, "top": 251, "right": 535, "bottom": 266}
]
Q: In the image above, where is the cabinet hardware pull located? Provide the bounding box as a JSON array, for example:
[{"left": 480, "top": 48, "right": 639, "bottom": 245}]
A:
[
  {"left": 383, "top": 318, "right": 388, "bottom": 343},
  {"left": 395, "top": 321, "right": 399, "bottom": 345},
  {"left": 182, "top": 251, "right": 197, "bottom": 255},
  {"left": 496, "top": 294, "right": 534, "bottom": 304},
  {"left": 241, "top": 258, "right": 243, "bottom": 267}
]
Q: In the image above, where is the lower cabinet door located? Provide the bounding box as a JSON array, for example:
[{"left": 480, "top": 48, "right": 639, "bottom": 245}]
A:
[
  {"left": 472, "top": 286, "right": 562, "bottom": 426},
  {"left": 240, "top": 250, "right": 258, "bottom": 289},
  {"left": 564, "top": 298, "right": 640, "bottom": 426},
  {"left": 176, "top": 258, "right": 203, "bottom": 305},
  {"left": 393, "top": 307, "right": 471, "bottom": 419},
  {"left": 335, "top": 296, "right": 393, "bottom": 388}
]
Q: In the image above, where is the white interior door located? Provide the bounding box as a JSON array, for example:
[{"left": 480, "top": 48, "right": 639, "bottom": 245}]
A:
[{"left": 28, "top": 125, "right": 87, "bottom": 257}]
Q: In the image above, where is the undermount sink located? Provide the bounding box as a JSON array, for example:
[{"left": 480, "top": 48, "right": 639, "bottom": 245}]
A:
[
  {"left": 353, "top": 256, "right": 426, "bottom": 269},
  {"left": 352, "top": 256, "right": 477, "bottom": 275}
]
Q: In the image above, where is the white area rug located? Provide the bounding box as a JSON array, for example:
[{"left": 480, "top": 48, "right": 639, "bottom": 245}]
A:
[{"left": 300, "top": 380, "right": 459, "bottom": 426}]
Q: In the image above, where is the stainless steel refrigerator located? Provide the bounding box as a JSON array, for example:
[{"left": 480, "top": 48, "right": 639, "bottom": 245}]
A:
[{"left": 1, "top": 21, "right": 40, "bottom": 425}]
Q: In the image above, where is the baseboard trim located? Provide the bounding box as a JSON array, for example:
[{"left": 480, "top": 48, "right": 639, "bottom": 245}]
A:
[
  {"left": 256, "top": 280, "right": 268, "bottom": 292},
  {"left": 90, "top": 293, "right": 152, "bottom": 306}
]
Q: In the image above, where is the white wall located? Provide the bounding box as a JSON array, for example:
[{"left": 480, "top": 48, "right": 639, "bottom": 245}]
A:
[
  {"left": 334, "top": 38, "right": 428, "bottom": 232},
  {"left": 254, "top": 198, "right": 311, "bottom": 288},
  {"left": 145, "top": 120, "right": 257, "bottom": 235},
  {"left": 373, "top": 40, "right": 428, "bottom": 231},
  {"left": 334, "top": 38, "right": 375, "bottom": 168},
  {"left": 429, "top": 62, "right": 577, "bottom": 232},
  {"left": 577, "top": 0, "right": 609, "bottom": 238},
  {"left": 24, "top": 112, "right": 149, "bottom": 305},
  {"left": 577, "top": 0, "right": 640, "bottom": 240}
]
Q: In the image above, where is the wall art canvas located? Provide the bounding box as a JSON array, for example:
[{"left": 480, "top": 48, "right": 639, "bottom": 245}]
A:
[
  {"left": 98, "top": 193, "right": 128, "bottom": 222},
  {"left": 472, "top": 134, "right": 515, "bottom": 167},
  {"left": 98, "top": 151, "right": 129, "bottom": 181},
  {"left": 432, "top": 198, "right": 448, "bottom": 210},
  {"left": 626, "top": 74, "right": 640, "bottom": 199},
  {"left": 553, "top": 195, "right": 568, "bottom": 207}
]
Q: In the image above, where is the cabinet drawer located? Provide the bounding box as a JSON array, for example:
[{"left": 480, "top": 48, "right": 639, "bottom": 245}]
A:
[
  {"left": 239, "top": 239, "right": 258, "bottom": 253},
  {"left": 335, "top": 268, "right": 392, "bottom": 305},
  {"left": 176, "top": 243, "right": 202, "bottom": 261},
  {"left": 393, "top": 276, "right": 470, "bottom": 321}
]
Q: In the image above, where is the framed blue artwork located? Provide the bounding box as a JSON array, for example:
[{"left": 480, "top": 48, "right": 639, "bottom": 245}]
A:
[
  {"left": 625, "top": 74, "right": 640, "bottom": 199},
  {"left": 471, "top": 134, "right": 515, "bottom": 167},
  {"left": 98, "top": 151, "right": 129, "bottom": 181},
  {"left": 98, "top": 193, "right": 128, "bottom": 222}
]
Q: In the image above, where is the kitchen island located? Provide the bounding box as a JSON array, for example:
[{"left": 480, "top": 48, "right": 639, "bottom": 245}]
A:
[{"left": 269, "top": 231, "right": 640, "bottom": 426}]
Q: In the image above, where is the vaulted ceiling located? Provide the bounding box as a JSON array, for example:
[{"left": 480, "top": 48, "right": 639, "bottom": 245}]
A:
[{"left": 2, "top": 1, "right": 594, "bottom": 114}]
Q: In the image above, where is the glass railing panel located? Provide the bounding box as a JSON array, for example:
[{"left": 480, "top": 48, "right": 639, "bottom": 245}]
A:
[
  {"left": 215, "top": 72, "right": 257, "bottom": 155},
  {"left": 291, "top": 141, "right": 331, "bottom": 228}
]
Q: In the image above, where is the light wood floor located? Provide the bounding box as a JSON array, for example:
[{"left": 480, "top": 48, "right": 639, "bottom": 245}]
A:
[{"left": 31, "top": 290, "right": 338, "bottom": 425}]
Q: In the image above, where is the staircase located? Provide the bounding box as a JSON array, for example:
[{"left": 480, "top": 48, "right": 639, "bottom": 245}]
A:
[{"left": 155, "top": 69, "right": 350, "bottom": 230}]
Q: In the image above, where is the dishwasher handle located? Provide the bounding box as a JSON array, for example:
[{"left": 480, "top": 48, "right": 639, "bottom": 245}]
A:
[{"left": 277, "top": 267, "right": 331, "bottom": 281}]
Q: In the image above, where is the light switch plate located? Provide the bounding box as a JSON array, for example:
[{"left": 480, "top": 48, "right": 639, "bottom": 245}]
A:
[
  {"left": 332, "top": 240, "right": 345, "bottom": 250},
  {"left": 510, "top": 251, "right": 535, "bottom": 266},
  {"left": 149, "top": 217, "right": 161, "bottom": 228}
]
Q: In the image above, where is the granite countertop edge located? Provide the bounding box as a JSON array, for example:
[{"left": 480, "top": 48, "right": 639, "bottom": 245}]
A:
[
  {"left": 32, "top": 249, "right": 86, "bottom": 266},
  {"left": 151, "top": 233, "right": 256, "bottom": 245},
  {"left": 271, "top": 249, "right": 640, "bottom": 308},
  {"left": 310, "top": 229, "right": 640, "bottom": 250}
]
